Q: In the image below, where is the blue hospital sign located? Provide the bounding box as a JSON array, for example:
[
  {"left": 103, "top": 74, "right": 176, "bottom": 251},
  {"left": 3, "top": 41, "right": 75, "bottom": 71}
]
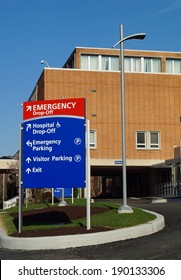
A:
[{"left": 22, "top": 98, "right": 86, "bottom": 189}]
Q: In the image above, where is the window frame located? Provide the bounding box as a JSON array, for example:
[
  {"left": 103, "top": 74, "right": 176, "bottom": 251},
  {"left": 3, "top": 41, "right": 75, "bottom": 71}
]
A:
[
  {"left": 136, "top": 131, "right": 146, "bottom": 149},
  {"left": 125, "top": 56, "right": 161, "bottom": 73},
  {"left": 149, "top": 131, "right": 160, "bottom": 149},
  {"left": 80, "top": 54, "right": 161, "bottom": 73},
  {"left": 136, "top": 131, "right": 160, "bottom": 150},
  {"left": 80, "top": 55, "right": 99, "bottom": 70},
  {"left": 90, "top": 129, "right": 97, "bottom": 149},
  {"left": 166, "top": 58, "right": 181, "bottom": 74}
]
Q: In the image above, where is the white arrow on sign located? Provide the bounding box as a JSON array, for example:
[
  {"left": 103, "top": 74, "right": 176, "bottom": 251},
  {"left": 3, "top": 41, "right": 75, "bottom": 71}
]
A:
[
  {"left": 26, "top": 168, "right": 31, "bottom": 174},
  {"left": 26, "top": 124, "right": 31, "bottom": 131},
  {"left": 26, "top": 157, "right": 31, "bottom": 163},
  {"left": 26, "top": 140, "right": 32, "bottom": 147},
  {"left": 26, "top": 105, "right": 32, "bottom": 112}
]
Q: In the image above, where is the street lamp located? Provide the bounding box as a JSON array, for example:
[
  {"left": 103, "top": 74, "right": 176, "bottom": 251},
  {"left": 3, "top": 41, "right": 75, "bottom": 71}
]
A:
[
  {"left": 41, "top": 59, "right": 50, "bottom": 67},
  {"left": 113, "top": 24, "right": 146, "bottom": 213}
]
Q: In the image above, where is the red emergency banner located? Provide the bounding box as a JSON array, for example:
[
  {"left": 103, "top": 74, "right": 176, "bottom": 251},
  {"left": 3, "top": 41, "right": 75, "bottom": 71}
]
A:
[{"left": 23, "top": 98, "right": 85, "bottom": 120}]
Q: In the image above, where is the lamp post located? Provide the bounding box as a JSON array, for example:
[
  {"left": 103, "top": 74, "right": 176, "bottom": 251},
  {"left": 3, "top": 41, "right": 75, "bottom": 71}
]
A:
[
  {"left": 41, "top": 59, "right": 50, "bottom": 67},
  {"left": 113, "top": 24, "right": 146, "bottom": 213}
]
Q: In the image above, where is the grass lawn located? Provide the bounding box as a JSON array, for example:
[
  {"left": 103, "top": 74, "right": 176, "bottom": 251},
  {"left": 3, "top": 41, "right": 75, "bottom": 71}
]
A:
[{"left": 0, "top": 199, "right": 156, "bottom": 235}]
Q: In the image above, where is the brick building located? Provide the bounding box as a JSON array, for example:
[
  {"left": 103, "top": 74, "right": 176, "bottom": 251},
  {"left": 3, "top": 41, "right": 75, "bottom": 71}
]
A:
[{"left": 28, "top": 47, "right": 181, "bottom": 198}]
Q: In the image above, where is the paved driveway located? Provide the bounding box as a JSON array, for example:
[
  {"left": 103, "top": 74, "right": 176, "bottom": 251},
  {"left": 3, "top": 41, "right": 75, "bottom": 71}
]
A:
[{"left": 0, "top": 199, "right": 181, "bottom": 260}]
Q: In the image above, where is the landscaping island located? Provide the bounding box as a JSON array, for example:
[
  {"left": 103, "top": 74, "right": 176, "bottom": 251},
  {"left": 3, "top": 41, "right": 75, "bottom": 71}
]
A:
[{"left": 0, "top": 199, "right": 156, "bottom": 238}]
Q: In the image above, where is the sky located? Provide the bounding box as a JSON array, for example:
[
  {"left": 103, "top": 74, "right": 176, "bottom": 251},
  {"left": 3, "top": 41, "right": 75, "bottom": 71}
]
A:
[{"left": 1, "top": 0, "right": 181, "bottom": 157}]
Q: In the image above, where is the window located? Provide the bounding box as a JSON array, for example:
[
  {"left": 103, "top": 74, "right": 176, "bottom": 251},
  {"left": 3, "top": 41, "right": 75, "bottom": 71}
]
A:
[
  {"left": 102, "top": 56, "right": 109, "bottom": 70},
  {"left": 125, "top": 57, "right": 161, "bottom": 73},
  {"left": 80, "top": 55, "right": 99, "bottom": 70},
  {"left": 136, "top": 131, "right": 146, "bottom": 149},
  {"left": 90, "top": 130, "right": 97, "bottom": 148},
  {"left": 132, "top": 57, "right": 142, "bottom": 72},
  {"left": 144, "top": 58, "right": 161, "bottom": 73},
  {"left": 81, "top": 54, "right": 119, "bottom": 71},
  {"left": 80, "top": 55, "right": 89, "bottom": 69},
  {"left": 125, "top": 57, "right": 141, "bottom": 72},
  {"left": 144, "top": 58, "right": 151, "bottom": 72},
  {"left": 136, "top": 131, "right": 160, "bottom": 149},
  {"left": 90, "top": 56, "right": 99, "bottom": 70},
  {"left": 150, "top": 131, "right": 159, "bottom": 149},
  {"left": 152, "top": 58, "right": 161, "bottom": 72},
  {"left": 166, "top": 59, "right": 181, "bottom": 74},
  {"left": 174, "top": 60, "right": 181, "bottom": 73},
  {"left": 166, "top": 59, "right": 172, "bottom": 73},
  {"left": 124, "top": 57, "right": 132, "bottom": 71},
  {"left": 80, "top": 54, "right": 161, "bottom": 72},
  {"left": 110, "top": 56, "right": 119, "bottom": 71},
  {"left": 102, "top": 56, "right": 119, "bottom": 71}
]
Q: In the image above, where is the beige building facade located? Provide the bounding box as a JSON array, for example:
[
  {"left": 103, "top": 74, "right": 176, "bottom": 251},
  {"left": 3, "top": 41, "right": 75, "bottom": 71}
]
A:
[{"left": 29, "top": 47, "right": 181, "bottom": 198}]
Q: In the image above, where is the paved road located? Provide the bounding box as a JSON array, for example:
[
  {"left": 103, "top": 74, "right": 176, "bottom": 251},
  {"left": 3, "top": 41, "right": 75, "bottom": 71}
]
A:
[{"left": 1, "top": 199, "right": 181, "bottom": 260}]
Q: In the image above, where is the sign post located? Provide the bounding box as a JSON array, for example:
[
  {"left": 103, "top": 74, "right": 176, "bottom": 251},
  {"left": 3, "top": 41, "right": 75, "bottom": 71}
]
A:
[{"left": 86, "top": 120, "right": 91, "bottom": 230}]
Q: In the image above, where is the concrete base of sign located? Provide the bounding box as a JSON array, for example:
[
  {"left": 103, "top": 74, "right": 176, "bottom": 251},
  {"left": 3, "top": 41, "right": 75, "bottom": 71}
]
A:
[
  {"left": 117, "top": 204, "right": 134, "bottom": 214},
  {"left": 0, "top": 209, "right": 165, "bottom": 250},
  {"left": 58, "top": 200, "right": 68, "bottom": 207}
]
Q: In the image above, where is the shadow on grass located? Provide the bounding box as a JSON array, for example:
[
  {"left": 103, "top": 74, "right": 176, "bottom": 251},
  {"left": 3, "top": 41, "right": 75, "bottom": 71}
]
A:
[
  {"left": 12, "top": 211, "right": 72, "bottom": 230},
  {"left": 10, "top": 205, "right": 110, "bottom": 231}
]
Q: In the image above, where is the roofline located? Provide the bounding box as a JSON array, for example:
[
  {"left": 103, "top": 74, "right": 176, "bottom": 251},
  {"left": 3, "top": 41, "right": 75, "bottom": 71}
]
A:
[
  {"left": 74, "top": 46, "right": 181, "bottom": 55},
  {"left": 32, "top": 67, "right": 181, "bottom": 78}
]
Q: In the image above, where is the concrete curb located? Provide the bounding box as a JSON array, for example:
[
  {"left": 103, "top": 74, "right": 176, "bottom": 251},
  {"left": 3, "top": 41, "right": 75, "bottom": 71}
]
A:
[
  {"left": 151, "top": 198, "right": 167, "bottom": 204},
  {"left": 0, "top": 209, "right": 165, "bottom": 250}
]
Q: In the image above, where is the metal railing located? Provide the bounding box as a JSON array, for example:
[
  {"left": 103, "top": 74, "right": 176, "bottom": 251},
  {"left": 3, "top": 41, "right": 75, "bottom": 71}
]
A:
[{"left": 155, "top": 180, "right": 181, "bottom": 198}]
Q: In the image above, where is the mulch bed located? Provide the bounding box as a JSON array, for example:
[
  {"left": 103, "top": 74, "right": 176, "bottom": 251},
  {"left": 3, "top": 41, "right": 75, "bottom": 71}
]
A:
[{"left": 10, "top": 205, "right": 113, "bottom": 237}]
